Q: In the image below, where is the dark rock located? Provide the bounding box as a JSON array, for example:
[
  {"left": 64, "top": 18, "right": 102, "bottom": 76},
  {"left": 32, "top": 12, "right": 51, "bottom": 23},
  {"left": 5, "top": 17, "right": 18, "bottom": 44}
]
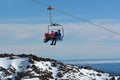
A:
[
  {"left": 111, "top": 76, "right": 115, "bottom": 80},
  {"left": 97, "top": 74, "right": 102, "bottom": 76},
  {"left": 57, "top": 72, "right": 63, "bottom": 77}
]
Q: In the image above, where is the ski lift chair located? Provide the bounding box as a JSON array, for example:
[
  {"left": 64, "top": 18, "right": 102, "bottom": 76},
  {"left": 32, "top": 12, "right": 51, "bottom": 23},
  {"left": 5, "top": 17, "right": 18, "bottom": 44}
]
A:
[{"left": 48, "top": 23, "right": 64, "bottom": 41}]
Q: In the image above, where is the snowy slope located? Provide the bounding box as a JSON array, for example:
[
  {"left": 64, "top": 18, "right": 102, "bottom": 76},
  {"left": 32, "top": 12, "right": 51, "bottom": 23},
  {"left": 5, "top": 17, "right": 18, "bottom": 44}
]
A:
[{"left": 0, "top": 54, "right": 119, "bottom": 80}]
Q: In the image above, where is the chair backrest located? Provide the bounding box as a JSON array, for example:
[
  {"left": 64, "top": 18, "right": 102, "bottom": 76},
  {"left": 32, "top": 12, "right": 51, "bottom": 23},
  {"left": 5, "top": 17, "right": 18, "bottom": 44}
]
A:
[{"left": 48, "top": 23, "right": 64, "bottom": 41}]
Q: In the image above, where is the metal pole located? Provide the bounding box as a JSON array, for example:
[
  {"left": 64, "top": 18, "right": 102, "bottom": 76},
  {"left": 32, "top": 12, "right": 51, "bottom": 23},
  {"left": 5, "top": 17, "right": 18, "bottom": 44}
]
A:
[
  {"left": 48, "top": 6, "right": 53, "bottom": 25},
  {"left": 49, "top": 9, "right": 52, "bottom": 24}
]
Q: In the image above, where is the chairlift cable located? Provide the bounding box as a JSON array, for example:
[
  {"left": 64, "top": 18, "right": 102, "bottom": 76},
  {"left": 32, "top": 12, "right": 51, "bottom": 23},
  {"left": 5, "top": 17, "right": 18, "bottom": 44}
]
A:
[
  {"left": 32, "top": 0, "right": 47, "bottom": 7},
  {"left": 32, "top": 0, "right": 120, "bottom": 36},
  {"left": 55, "top": 9, "right": 120, "bottom": 36}
]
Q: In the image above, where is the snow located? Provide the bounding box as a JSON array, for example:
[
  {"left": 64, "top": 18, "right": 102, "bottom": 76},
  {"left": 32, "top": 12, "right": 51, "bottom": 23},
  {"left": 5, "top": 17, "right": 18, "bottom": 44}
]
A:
[
  {"left": 21, "top": 78, "right": 39, "bottom": 80},
  {"left": 34, "top": 61, "right": 58, "bottom": 78},
  {"left": 0, "top": 54, "right": 119, "bottom": 80},
  {"left": 0, "top": 57, "right": 29, "bottom": 71},
  {"left": 0, "top": 57, "right": 11, "bottom": 68},
  {"left": 35, "top": 61, "right": 51, "bottom": 70},
  {"left": 11, "top": 57, "right": 29, "bottom": 71},
  {"left": 50, "top": 66, "right": 58, "bottom": 78}
]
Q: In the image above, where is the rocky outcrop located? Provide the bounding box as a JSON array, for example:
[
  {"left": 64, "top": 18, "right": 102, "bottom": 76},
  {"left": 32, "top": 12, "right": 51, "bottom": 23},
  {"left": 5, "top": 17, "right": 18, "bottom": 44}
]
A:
[{"left": 0, "top": 53, "right": 119, "bottom": 80}]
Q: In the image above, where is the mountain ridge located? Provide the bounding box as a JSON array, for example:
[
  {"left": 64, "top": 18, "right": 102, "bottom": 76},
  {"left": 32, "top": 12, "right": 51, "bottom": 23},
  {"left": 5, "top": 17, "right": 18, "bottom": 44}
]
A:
[{"left": 0, "top": 53, "right": 120, "bottom": 80}]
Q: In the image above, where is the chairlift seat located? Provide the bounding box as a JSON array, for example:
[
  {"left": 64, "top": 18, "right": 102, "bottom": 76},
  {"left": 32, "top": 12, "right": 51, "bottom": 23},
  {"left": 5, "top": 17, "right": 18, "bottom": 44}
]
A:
[{"left": 48, "top": 23, "right": 64, "bottom": 41}]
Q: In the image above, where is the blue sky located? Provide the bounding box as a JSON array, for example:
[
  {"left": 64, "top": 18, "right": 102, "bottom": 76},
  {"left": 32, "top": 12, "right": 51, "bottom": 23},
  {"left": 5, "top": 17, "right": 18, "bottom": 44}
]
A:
[{"left": 0, "top": 0, "right": 120, "bottom": 60}]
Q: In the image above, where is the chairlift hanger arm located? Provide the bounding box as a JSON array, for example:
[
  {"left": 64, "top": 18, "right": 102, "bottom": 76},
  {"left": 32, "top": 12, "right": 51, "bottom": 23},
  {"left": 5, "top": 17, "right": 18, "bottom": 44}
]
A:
[{"left": 47, "top": 6, "right": 54, "bottom": 25}]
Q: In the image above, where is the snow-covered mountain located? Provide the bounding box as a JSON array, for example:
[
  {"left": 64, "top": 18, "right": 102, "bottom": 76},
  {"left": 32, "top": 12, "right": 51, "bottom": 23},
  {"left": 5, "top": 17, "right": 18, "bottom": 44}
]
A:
[{"left": 0, "top": 54, "right": 119, "bottom": 80}]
